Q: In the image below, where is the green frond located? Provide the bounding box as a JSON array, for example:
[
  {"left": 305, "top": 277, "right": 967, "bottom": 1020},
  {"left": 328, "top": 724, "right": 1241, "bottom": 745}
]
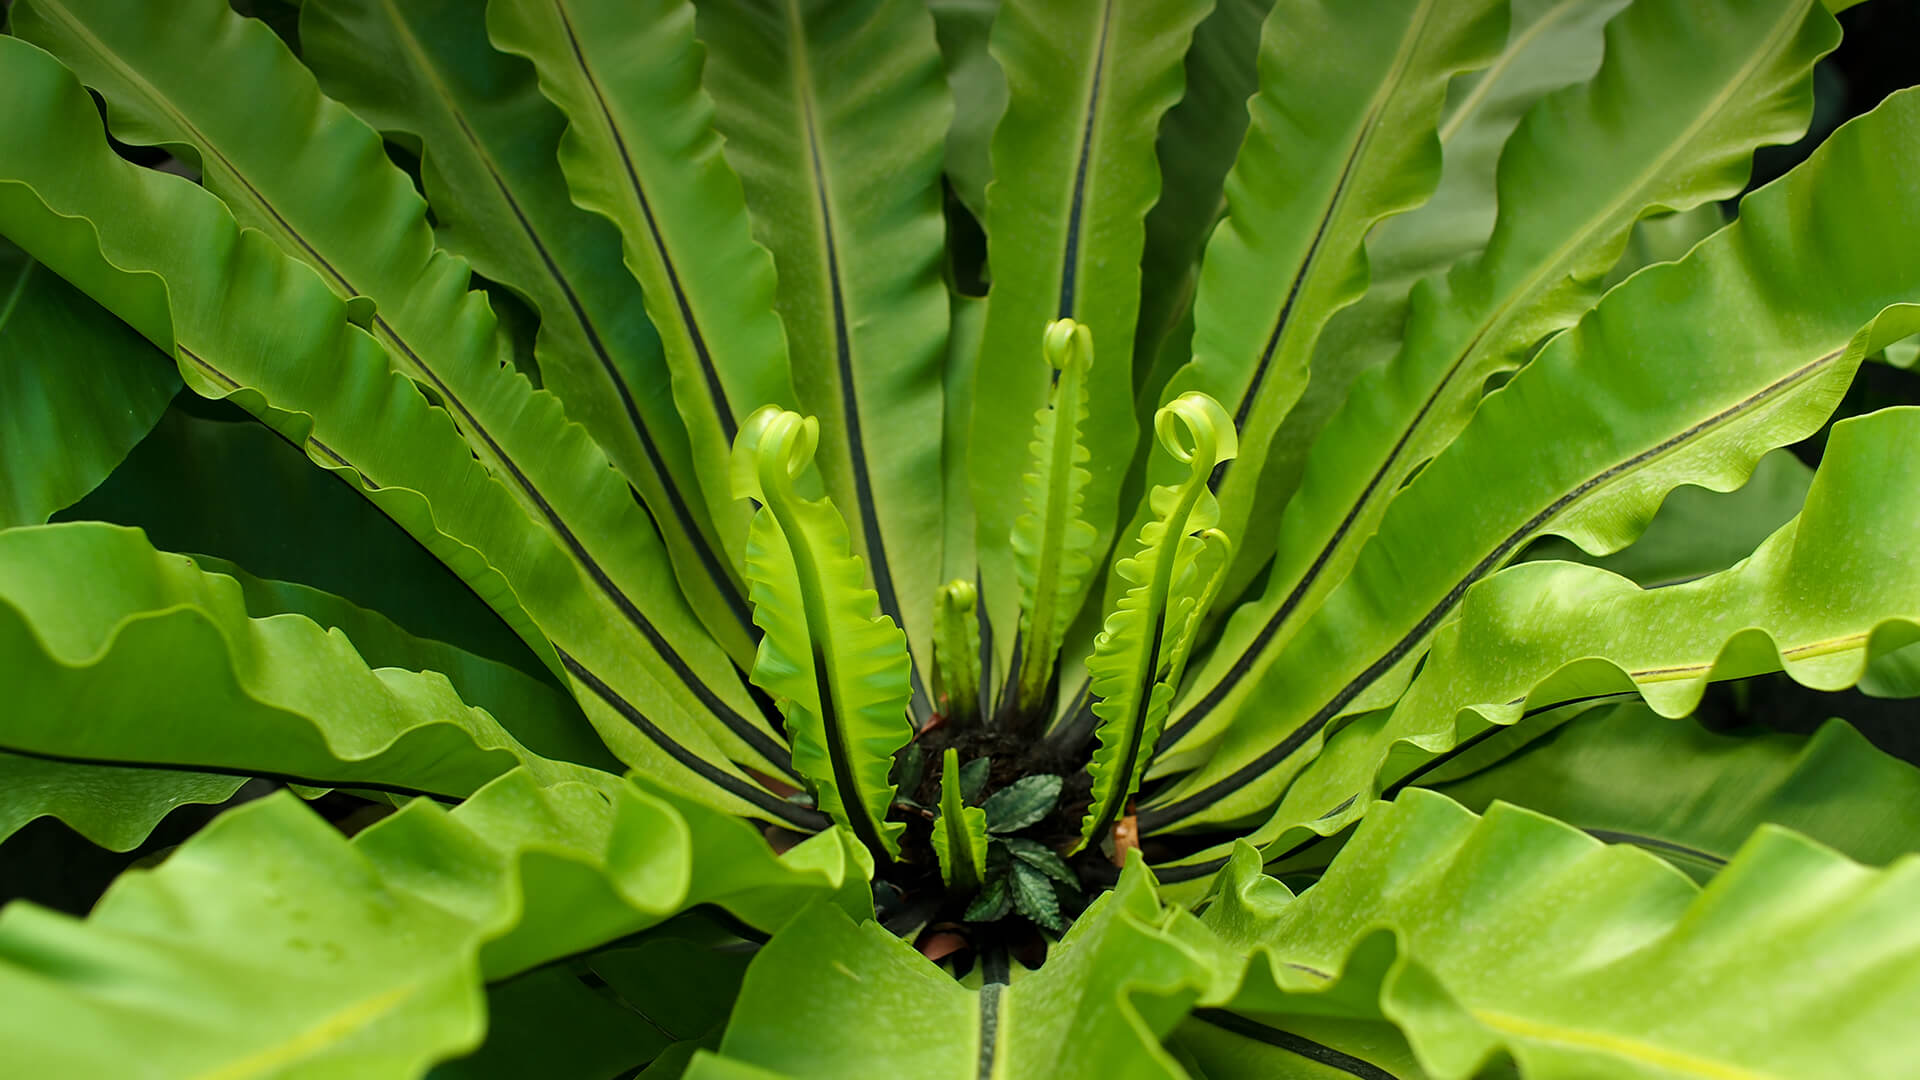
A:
[
  {"left": 1011, "top": 317, "right": 1099, "bottom": 713},
  {"left": 733, "top": 407, "right": 915, "bottom": 860},
  {"left": 931, "top": 748, "right": 988, "bottom": 892},
  {"left": 1078, "top": 393, "right": 1238, "bottom": 853},
  {"left": 931, "top": 578, "right": 983, "bottom": 725}
]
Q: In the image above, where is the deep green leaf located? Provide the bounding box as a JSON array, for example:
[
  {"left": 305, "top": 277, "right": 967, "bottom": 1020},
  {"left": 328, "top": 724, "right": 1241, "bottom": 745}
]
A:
[
  {"left": 0, "top": 237, "right": 176, "bottom": 529},
  {"left": 982, "top": 773, "right": 1061, "bottom": 833},
  {"left": 1009, "top": 860, "right": 1066, "bottom": 932},
  {"left": 928, "top": 0, "right": 1003, "bottom": 221},
  {"left": 1429, "top": 705, "right": 1920, "bottom": 882},
  {"left": 959, "top": 756, "right": 992, "bottom": 803},
  {"left": 1246, "top": 406, "right": 1920, "bottom": 864},
  {"left": 0, "top": 522, "right": 587, "bottom": 797},
  {"left": 17, "top": 0, "right": 789, "bottom": 773},
  {"left": 1176, "top": 0, "right": 1842, "bottom": 747},
  {"left": 0, "top": 36, "right": 807, "bottom": 819},
  {"left": 964, "top": 874, "right": 1013, "bottom": 922},
  {"left": 1001, "top": 836, "right": 1077, "bottom": 888},
  {"left": 487, "top": 0, "right": 800, "bottom": 562},
  {"left": 64, "top": 405, "right": 548, "bottom": 679},
  {"left": 1149, "top": 86, "right": 1920, "bottom": 836},
  {"left": 299, "top": 0, "right": 754, "bottom": 666},
  {"left": 699, "top": 0, "right": 952, "bottom": 701},
  {"left": 1147, "top": 0, "right": 1507, "bottom": 604},
  {"left": 0, "top": 753, "right": 244, "bottom": 853}
]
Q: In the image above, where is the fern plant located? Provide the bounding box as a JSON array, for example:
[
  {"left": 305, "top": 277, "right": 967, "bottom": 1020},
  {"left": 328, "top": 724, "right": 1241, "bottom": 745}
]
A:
[{"left": 3, "top": 0, "right": 1920, "bottom": 1074}]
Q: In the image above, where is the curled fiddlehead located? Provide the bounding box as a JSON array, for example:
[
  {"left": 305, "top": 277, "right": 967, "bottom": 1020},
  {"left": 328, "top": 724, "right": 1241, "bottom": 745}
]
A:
[
  {"left": 732, "top": 407, "right": 914, "bottom": 859},
  {"left": 1077, "top": 392, "right": 1239, "bottom": 854}
]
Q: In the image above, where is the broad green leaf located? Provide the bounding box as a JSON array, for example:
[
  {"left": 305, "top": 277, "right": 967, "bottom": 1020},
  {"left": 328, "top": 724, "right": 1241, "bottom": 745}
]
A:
[
  {"left": 0, "top": 753, "right": 244, "bottom": 852},
  {"left": 1429, "top": 705, "right": 1920, "bottom": 882},
  {"left": 932, "top": 749, "right": 989, "bottom": 892},
  {"left": 1204, "top": 789, "right": 1920, "bottom": 1079},
  {"left": 928, "top": 0, "right": 1003, "bottom": 221},
  {"left": 18, "top": 0, "right": 788, "bottom": 770},
  {"left": 1145, "top": 0, "right": 1507, "bottom": 607},
  {"left": 690, "top": 860, "right": 1211, "bottom": 1080},
  {"left": 1177, "top": 0, "right": 1842, "bottom": 745},
  {"left": 0, "top": 238, "right": 175, "bottom": 529},
  {"left": 0, "top": 768, "right": 867, "bottom": 1076},
  {"left": 699, "top": 0, "right": 951, "bottom": 707},
  {"left": 1237, "top": 407, "right": 1920, "bottom": 864},
  {"left": 942, "top": 293, "right": 986, "bottom": 587},
  {"left": 0, "top": 522, "right": 586, "bottom": 797},
  {"left": 0, "top": 37, "right": 810, "bottom": 822},
  {"left": 1227, "top": 0, "right": 1631, "bottom": 612},
  {"left": 299, "top": 0, "right": 754, "bottom": 666},
  {"left": 1353, "top": 0, "right": 1632, "bottom": 339},
  {"left": 1010, "top": 319, "right": 1099, "bottom": 714},
  {"left": 487, "top": 0, "right": 800, "bottom": 562},
  {"left": 186, "top": 555, "right": 614, "bottom": 772},
  {"left": 733, "top": 408, "right": 914, "bottom": 859},
  {"left": 1525, "top": 447, "right": 1813, "bottom": 588},
  {"left": 1080, "top": 394, "right": 1237, "bottom": 851},
  {"left": 65, "top": 404, "right": 547, "bottom": 679},
  {"left": 1130, "top": 0, "right": 1273, "bottom": 405},
  {"left": 1146, "top": 87, "right": 1920, "bottom": 835},
  {"left": 968, "top": 0, "right": 1212, "bottom": 706},
  {"left": 981, "top": 773, "right": 1061, "bottom": 834}
]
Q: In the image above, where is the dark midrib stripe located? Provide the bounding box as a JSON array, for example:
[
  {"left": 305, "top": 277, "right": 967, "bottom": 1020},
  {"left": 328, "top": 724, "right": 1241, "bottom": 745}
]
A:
[
  {"left": 976, "top": 981, "right": 1004, "bottom": 1080},
  {"left": 1193, "top": 1010, "right": 1400, "bottom": 1080},
  {"left": 1141, "top": 349, "right": 1840, "bottom": 831},
  {"left": 551, "top": 0, "right": 737, "bottom": 442},
  {"left": 809, "top": 635, "right": 890, "bottom": 855},
  {"left": 447, "top": 109, "right": 752, "bottom": 636},
  {"left": 558, "top": 647, "right": 826, "bottom": 830},
  {"left": 1585, "top": 828, "right": 1727, "bottom": 866},
  {"left": 0, "top": 741, "right": 460, "bottom": 803},
  {"left": 1086, "top": 607, "right": 1168, "bottom": 843},
  {"left": 1056, "top": 1, "right": 1113, "bottom": 320},
  {"left": 1227, "top": 106, "right": 1377, "bottom": 441},
  {"left": 798, "top": 83, "right": 922, "bottom": 714},
  {"left": 168, "top": 90, "right": 782, "bottom": 764},
  {"left": 181, "top": 346, "right": 802, "bottom": 819}
]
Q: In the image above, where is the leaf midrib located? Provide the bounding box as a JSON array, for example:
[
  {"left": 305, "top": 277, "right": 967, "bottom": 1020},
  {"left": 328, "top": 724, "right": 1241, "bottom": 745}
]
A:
[
  {"left": 376, "top": 0, "right": 749, "bottom": 633},
  {"left": 780, "top": 0, "right": 919, "bottom": 715},
  {"left": 36, "top": 0, "right": 787, "bottom": 766},
  {"left": 1173, "top": 0, "right": 1819, "bottom": 743},
  {"left": 1142, "top": 344, "right": 1843, "bottom": 830}
]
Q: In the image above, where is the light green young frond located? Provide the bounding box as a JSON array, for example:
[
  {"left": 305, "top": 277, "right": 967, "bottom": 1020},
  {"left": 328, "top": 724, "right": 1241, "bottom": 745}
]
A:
[
  {"left": 1011, "top": 318, "right": 1100, "bottom": 714},
  {"left": 1078, "top": 393, "right": 1238, "bottom": 853},
  {"left": 931, "top": 748, "right": 989, "bottom": 892},
  {"left": 932, "top": 579, "right": 983, "bottom": 725},
  {"left": 733, "top": 407, "right": 914, "bottom": 860}
]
